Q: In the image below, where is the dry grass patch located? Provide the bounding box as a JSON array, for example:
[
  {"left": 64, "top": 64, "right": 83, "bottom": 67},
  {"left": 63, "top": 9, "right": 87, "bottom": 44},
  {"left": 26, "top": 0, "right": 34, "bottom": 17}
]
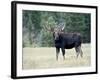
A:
[{"left": 22, "top": 44, "right": 91, "bottom": 69}]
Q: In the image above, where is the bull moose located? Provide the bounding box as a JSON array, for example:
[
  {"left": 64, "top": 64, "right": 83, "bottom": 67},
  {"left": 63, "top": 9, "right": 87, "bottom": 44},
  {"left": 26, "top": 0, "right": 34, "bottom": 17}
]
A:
[{"left": 45, "top": 26, "right": 83, "bottom": 60}]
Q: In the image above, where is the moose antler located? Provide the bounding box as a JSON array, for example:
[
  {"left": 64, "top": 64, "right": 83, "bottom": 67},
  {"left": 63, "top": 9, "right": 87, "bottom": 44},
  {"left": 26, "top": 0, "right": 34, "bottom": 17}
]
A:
[
  {"left": 57, "top": 23, "right": 65, "bottom": 32},
  {"left": 61, "top": 26, "right": 65, "bottom": 31},
  {"left": 43, "top": 24, "right": 54, "bottom": 32}
]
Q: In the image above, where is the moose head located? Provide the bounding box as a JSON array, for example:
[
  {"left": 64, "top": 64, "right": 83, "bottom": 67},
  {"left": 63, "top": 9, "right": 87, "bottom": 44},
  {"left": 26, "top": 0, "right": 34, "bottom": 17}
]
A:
[{"left": 44, "top": 24, "right": 65, "bottom": 41}]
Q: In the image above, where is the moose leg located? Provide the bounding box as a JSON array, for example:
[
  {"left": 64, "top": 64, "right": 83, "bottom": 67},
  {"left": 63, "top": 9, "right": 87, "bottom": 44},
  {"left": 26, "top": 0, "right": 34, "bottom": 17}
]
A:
[
  {"left": 75, "top": 46, "right": 83, "bottom": 58},
  {"left": 61, "top": 48, "right": 65, "bottom": 60},
  {"left": 75, "top": 47, "right": 80, "bottom": 58},
  {"left": 77, "top": 46, "right": 83, "bottom": 57},
  {"left": 56, "top": 48, "right": 60, "bottom": 60},
  {"left": 80, "top": 47, "right": 83, "bottom": 57}
]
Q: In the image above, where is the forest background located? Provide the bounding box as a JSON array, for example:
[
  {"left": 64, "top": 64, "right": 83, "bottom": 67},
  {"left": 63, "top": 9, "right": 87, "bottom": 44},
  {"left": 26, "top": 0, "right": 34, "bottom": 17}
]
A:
[{"left": 22, "top": 10, "right": 91, "bottom": 47}]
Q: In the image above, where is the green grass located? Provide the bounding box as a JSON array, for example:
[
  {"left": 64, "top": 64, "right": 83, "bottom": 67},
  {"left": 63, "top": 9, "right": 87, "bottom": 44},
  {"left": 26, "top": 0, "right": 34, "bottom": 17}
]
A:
[{"left": 22, "top": 44, "right": 91, "bottom": 69}]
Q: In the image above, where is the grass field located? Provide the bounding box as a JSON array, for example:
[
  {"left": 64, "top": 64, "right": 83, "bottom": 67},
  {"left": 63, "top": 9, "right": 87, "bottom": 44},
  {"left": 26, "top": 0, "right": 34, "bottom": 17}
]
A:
[{"left": 22, "top": 44, "right": 91, "bottom": 69}]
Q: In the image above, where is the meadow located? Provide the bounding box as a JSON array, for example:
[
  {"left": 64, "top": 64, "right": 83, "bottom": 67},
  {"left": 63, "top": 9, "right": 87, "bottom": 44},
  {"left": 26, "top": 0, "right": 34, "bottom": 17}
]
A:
[{"left": 22, "top": 44, "right": 91, "bottom": 69}]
